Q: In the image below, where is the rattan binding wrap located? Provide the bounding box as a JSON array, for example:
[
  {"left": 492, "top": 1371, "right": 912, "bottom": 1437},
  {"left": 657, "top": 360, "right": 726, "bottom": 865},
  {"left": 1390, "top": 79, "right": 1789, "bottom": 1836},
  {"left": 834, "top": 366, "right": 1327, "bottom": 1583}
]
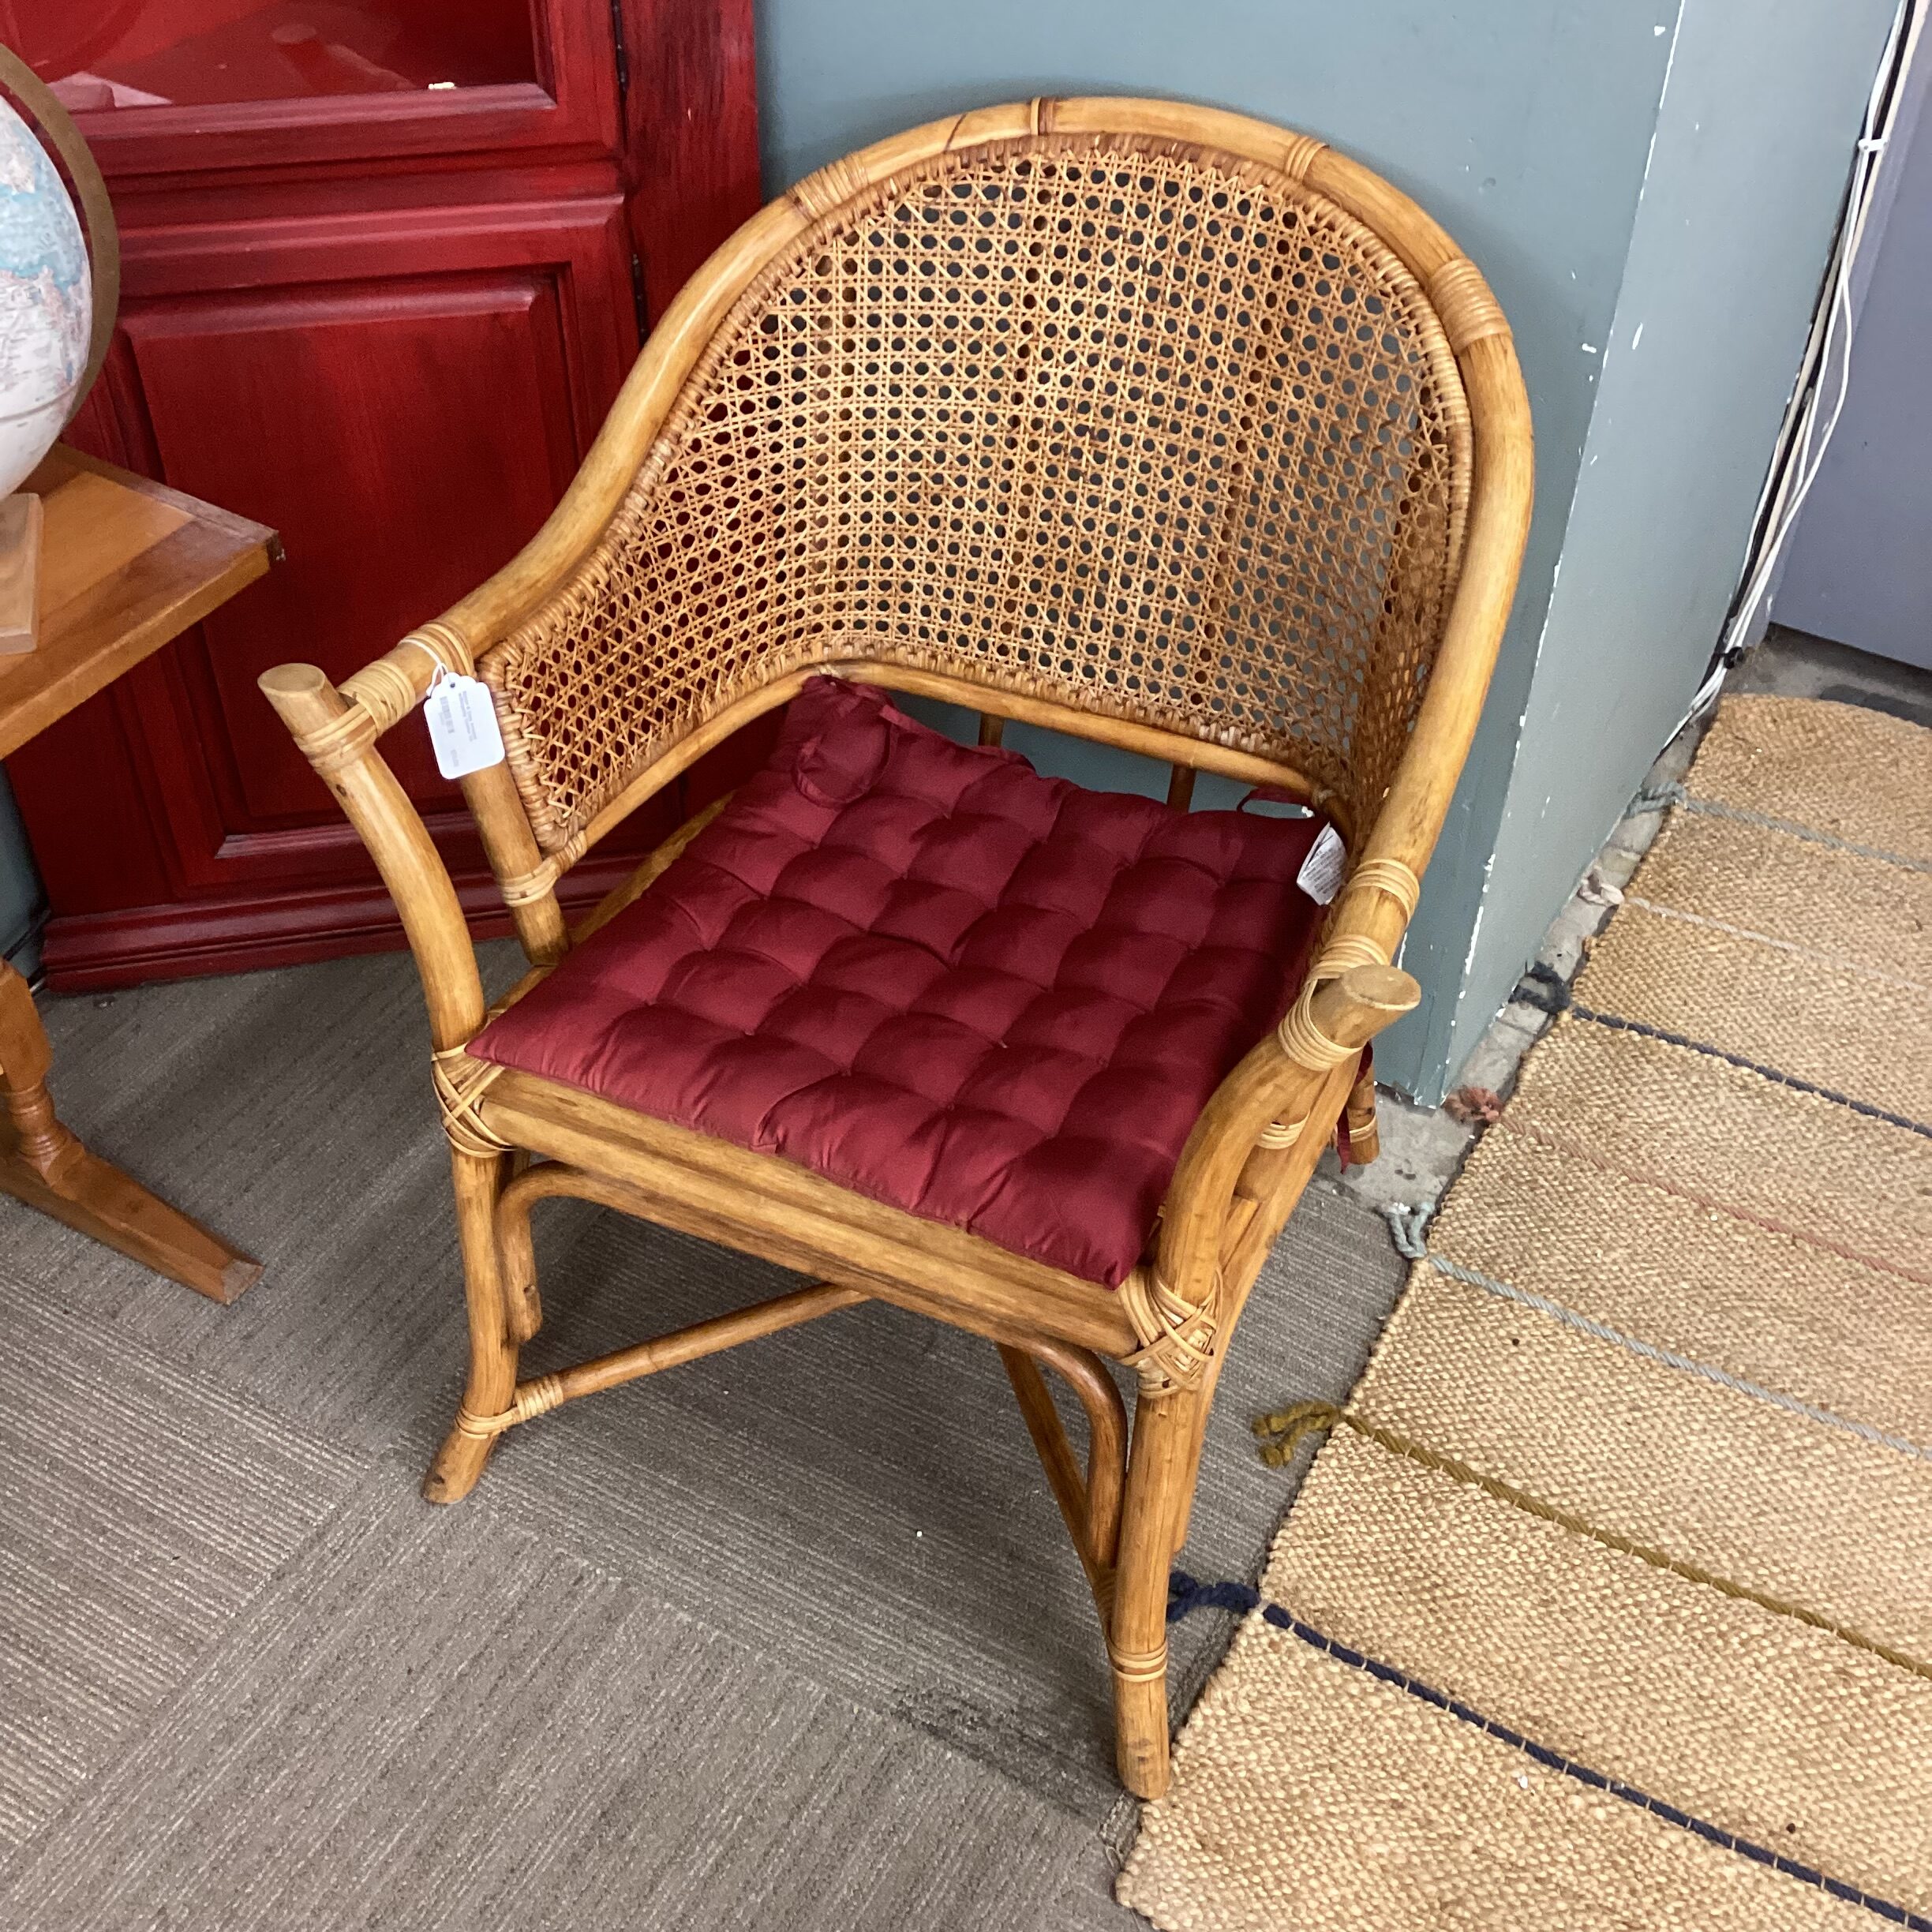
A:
[
  {"left": 343, "top": 623, "right": 475, "bottom": 733},
  {"left": 481, "top": 133, "right": 1473, "bottom": 857},
  {"left": 430, "top": 1047, "right": 511, "bottom": 1157},
  {"left": 1120, "top": 1267, "right": 1222, "bottom": 1393}
]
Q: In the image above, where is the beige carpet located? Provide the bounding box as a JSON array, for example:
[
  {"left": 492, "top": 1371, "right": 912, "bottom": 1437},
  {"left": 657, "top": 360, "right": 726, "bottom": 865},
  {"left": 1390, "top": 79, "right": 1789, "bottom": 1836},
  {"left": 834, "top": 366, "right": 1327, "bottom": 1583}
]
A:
[{"left": 1120, "top": 695, "right": 1932, "bottom": 1931}]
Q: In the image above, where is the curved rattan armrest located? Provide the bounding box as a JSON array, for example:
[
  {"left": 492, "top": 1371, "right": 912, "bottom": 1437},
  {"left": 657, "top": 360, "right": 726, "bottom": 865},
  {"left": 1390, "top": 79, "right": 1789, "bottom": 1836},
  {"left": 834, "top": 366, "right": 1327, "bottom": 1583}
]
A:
[
  {"left": 260, "top": 661, "right": 488, "bottom": 1049},
  {"left": 1118, "top": 962, "right": 1418, "bottom": 1394},
  {"left": 260, "top": 621, "right": 477, "bottom": 794},
  {"left": 262, "top": 601, "right": 591, "bottom": 969}
]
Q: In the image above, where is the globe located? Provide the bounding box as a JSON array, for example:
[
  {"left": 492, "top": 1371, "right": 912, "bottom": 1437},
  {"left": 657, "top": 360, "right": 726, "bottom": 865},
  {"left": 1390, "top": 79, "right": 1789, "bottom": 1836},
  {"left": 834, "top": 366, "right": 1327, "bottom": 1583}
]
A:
[{"left": 0, "top": 91, "right": 89, "bottom": 501}]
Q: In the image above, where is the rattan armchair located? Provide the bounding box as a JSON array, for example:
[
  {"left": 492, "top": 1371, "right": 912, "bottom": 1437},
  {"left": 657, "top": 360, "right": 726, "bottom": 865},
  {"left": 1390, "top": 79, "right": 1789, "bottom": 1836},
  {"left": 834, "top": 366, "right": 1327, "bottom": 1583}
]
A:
[{"left": 262, "top": 98, "right": 1531, "bottom": 1799}]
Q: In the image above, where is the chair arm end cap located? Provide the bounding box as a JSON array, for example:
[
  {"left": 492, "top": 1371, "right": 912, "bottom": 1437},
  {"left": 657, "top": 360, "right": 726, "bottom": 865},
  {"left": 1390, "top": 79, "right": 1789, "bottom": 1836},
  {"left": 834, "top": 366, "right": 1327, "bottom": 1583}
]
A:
[{"left": 1335, "top": 964, "right": 1421, "bottom": 1017}]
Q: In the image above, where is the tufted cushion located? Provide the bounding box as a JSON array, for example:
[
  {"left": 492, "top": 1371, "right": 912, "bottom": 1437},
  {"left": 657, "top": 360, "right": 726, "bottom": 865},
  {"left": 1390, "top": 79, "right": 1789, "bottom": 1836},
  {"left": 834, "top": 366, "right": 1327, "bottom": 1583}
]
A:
[{"left": 472, "top": 678, "right": 1332, "bottom": 1287}]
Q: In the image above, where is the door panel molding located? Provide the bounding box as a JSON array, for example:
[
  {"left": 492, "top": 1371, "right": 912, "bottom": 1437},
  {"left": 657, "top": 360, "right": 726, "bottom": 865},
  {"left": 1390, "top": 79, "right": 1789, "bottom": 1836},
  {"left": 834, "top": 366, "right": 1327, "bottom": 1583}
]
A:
[{"left": 3, "top": 1, "right": 761, "bottom": 990}]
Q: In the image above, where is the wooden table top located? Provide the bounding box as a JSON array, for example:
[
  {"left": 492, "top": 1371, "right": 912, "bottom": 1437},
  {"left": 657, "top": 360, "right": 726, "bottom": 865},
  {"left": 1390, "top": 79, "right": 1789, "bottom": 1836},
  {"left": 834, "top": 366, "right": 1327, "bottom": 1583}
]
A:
[{"left": 0, "top": 446, "right": 279, "bottom": 763}]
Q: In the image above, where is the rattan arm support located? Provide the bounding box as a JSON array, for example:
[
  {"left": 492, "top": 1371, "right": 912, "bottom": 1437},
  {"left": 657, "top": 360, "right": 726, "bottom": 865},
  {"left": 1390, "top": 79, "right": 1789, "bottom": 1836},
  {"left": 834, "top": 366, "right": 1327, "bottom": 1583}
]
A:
[
  {"left": 1133, "top": 965, "right": 1421, "bottom": 1395},
  {"left": 1136, "top": 298, "right": 1532, "bottom": 1375},
  {"left": 267, "top": 619, "right": 577, "bottom": 967},
  {"left": 259, "top": 663, "right": 485, "bottom": 1051}
]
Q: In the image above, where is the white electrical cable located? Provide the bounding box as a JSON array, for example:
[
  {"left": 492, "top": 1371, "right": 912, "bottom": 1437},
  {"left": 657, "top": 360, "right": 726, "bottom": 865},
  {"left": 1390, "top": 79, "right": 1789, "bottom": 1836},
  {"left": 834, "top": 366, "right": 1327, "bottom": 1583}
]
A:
[{"left": 1674, "top": 0, "right": 1925, "bottom": 732}]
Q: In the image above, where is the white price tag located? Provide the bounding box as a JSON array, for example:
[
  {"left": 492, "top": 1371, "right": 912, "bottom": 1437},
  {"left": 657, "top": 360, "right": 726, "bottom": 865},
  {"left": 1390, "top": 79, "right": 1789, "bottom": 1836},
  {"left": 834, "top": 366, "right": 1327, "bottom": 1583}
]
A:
[
  {"left": 1296, "top": 824, "right": 1347, "bottom": 904},
  {"left": 424, "top": 674, "right": 505, "bottom": 780}
]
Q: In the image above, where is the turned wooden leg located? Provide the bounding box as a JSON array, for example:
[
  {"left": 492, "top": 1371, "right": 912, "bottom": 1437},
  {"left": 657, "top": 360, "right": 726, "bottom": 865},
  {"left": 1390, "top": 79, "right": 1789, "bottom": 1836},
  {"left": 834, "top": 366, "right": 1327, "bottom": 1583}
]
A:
[
  {"left": 422, "top": 1148, "right": 519, "bottom": 1504},
  {"left": 0, "top": 957, "right": 261, "bottom": 1301},
  {"left": 1110, "top": 1384, "right": 1200, "bottom": 1799},
  {"left": 0, "top": 1008, "right": 78, "bottom": 1177}
]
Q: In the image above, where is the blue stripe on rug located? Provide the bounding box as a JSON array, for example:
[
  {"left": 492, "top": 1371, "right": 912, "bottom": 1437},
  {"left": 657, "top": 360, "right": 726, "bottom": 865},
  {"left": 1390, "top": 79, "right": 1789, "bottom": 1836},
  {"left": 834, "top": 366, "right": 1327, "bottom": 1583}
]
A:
[{"left": 1168, "top": 1572, "right": 1931, "bottom": 1930}]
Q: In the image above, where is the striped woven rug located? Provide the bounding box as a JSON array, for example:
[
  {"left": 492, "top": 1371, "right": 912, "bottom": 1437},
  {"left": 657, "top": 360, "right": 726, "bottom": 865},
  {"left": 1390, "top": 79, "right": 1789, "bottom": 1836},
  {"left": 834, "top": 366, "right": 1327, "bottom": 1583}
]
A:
[{"left": 1119, "top": 695, "right": 1932, "bottom": 1932}]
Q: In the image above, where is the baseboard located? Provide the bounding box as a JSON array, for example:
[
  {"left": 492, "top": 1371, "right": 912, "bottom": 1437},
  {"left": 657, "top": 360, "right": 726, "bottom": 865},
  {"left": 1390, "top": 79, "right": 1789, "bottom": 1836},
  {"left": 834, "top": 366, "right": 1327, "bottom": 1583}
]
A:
[{"left": 37, "top": 853, "right": 644, "bottom": 994}]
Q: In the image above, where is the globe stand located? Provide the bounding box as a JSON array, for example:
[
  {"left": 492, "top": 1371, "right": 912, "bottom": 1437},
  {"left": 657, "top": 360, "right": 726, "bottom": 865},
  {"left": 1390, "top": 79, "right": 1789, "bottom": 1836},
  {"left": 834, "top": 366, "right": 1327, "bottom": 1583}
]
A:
[{"left": 0, "top": 492, "right": 41, "bottom": 654}]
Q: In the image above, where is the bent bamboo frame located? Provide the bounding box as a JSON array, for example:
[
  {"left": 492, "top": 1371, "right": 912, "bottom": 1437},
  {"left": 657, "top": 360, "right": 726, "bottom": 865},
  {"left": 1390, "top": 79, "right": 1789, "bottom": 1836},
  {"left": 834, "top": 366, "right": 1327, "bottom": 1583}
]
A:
[
  {"left": 454, "top": 1278, "right": 869, "bottom": 1439},
  {"left": 260, "top": 99, "right": 1533, "bottom": 1803}
]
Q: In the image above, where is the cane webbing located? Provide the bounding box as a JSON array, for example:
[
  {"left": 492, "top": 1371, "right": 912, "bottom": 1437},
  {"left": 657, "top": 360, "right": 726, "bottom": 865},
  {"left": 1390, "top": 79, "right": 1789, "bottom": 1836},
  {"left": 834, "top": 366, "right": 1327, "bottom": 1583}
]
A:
[{"left": 480, "top": 131, "right": 1472, "bottom": 856}]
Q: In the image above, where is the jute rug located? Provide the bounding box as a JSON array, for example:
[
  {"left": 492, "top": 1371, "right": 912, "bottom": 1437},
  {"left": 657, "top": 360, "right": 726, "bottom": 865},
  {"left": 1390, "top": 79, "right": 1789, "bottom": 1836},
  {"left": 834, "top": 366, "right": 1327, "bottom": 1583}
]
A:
[{"left": 1118, "top": 695, "right": 1932, "bottom": 1931}]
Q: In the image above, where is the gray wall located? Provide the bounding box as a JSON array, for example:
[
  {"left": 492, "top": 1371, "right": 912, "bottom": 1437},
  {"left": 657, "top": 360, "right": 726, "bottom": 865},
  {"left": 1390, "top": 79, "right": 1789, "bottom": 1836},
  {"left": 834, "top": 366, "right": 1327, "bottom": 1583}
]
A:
[
  {"left": 1438, "top": 0, "right": 1900, "bottom": 1087},
  {"left": 759, "top": 0, "right": 1896, "bottom": 1099},
  {"left": 758, "top": 0, "right": 1679, "bottom": 1096},
  {"left": 1773, "top": 35, "right": 1932, "bottom": 670}
]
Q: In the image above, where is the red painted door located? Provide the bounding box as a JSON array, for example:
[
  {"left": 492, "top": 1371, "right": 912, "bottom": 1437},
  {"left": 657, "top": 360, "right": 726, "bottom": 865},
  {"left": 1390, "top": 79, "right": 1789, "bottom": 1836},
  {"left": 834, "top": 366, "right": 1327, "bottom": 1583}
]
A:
[{"left": 4, "top": 2, "right": 763, "bottom": 988}]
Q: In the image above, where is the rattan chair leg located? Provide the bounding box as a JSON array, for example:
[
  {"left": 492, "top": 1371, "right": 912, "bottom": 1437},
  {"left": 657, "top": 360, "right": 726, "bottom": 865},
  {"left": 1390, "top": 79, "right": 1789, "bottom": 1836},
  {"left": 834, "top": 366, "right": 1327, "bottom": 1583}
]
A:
[
  {"left": 422, "top": 1148, "right": 520, "bottom": 1504},
  {"left": 1166, "top": 1351, "right": 1227, "bottom": 1562},
  {"left": 1342, "top": 1056, "right": 1381, "bottom": 1166},
  {"left": 498, "top": 1151, "right": 542, "bottom": 1343},
  {"left": 1110, "top": 1385, "right": 1200, "bottom": 1799},
  {"left": 998, "top": 1341, "right": 1129, "bottom": 1621}
]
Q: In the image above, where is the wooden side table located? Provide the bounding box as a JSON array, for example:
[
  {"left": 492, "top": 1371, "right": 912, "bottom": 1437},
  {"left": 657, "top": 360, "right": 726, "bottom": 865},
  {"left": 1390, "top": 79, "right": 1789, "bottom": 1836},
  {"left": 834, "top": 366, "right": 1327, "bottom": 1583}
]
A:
[{"left": 0, "top": 446, "right": 279, "bottom": 1301}]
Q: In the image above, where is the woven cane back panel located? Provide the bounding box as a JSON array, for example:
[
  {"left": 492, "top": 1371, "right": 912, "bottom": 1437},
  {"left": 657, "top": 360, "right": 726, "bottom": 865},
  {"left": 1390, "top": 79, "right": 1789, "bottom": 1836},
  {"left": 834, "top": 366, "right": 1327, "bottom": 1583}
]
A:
[{"left": 482, "top": 133, "right": 1473, "bottom": 856}]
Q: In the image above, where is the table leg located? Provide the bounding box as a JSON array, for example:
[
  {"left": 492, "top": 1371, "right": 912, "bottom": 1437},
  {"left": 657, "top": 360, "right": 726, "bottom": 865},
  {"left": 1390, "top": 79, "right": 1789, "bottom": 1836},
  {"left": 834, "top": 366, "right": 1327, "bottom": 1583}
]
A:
[{"left": 0, "top": 958, "right": 260, "bottom": 1302}]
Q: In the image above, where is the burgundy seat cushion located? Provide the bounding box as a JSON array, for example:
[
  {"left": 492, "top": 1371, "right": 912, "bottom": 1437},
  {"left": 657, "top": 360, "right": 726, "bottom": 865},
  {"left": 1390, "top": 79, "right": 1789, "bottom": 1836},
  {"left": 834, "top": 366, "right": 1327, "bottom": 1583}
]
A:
[{"left": 472, "top": 677, "right": 1331, "bottom": 1287}]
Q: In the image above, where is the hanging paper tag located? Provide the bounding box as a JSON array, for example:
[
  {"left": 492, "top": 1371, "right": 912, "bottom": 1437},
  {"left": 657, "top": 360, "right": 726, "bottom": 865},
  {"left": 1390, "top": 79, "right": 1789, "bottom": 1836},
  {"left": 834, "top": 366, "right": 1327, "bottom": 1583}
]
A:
[
  {"left": 424, "top": 675, "right": 505, "bottom": 780},
  {"left": 1296, "top": 824, "right": 1347, "bottom": 905}
]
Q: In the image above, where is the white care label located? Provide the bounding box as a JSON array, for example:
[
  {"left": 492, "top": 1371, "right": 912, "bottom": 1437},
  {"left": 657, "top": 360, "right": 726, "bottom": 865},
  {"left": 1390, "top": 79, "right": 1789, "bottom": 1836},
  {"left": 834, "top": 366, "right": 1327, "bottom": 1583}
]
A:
[
  {"left": 1296, "top": 824, "right": 1347, "bottom": 904},
  {"left": 424, "top": 674, "right": 506, "bottom": 780}
]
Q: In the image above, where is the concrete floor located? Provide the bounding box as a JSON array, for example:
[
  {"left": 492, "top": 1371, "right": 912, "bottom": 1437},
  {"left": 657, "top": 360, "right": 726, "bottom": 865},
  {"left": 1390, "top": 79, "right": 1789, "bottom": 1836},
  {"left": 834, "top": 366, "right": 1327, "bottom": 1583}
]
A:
[{"left": 1733, "top": 622, "right": 1932, "bottom": 724}]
